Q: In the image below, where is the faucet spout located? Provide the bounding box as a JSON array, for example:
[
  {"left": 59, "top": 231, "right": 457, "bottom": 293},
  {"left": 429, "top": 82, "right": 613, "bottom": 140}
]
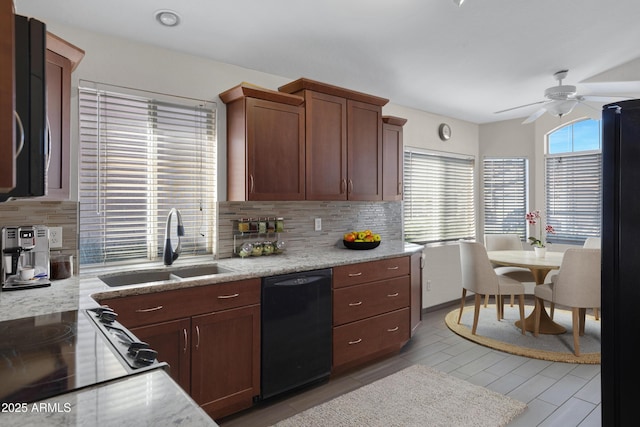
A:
[{"left": 163, "top": 208, "right": 184, "bottom": 266}]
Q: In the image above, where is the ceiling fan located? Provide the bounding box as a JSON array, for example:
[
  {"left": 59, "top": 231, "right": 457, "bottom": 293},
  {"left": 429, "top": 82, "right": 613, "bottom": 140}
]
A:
[{"left": 495, "top": 69, "right": 627, "bottom": 124}]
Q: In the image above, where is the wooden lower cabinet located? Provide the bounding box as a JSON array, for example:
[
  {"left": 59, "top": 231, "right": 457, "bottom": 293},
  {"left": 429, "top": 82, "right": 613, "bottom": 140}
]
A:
[
  {"left": 332, "top": 256, "right": 412, "bottom": 372},
  {"left": 333, "top": 308, "right": 410, "bottom": 368},
  {"left": 98, "top": 278, "right": 261, "bottom": 421},
  {"left": 131, "top": 318, "right": 191, "bottom": 392},
  {"left": 191, "top": 304, "right": 260, "bottom": 420}
]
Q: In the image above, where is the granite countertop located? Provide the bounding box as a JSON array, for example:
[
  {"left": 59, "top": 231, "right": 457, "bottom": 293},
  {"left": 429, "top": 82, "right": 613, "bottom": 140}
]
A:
[
  {"left": 0, "top": 241, "right": 422, "bottom": 426},
  {"left": 0, "top": 369, "right": 217, "bottom": 427}
]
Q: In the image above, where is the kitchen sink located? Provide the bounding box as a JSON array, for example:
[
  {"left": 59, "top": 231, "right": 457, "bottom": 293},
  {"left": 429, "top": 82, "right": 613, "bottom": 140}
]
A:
[
  {"left": 99, "top": 270, "right": 179, "bottom": 287},
  {"left": 171, "top": 265, "right": 232, "bottom": 278},
  {"left": 98, "top": 264, "right": 232, "bottom": 287}
]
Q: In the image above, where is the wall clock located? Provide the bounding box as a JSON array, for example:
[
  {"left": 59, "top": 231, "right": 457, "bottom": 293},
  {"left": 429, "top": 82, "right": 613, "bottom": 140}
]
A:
[{"left": 438, "top": 123, "right": 451, "bottom": 141}]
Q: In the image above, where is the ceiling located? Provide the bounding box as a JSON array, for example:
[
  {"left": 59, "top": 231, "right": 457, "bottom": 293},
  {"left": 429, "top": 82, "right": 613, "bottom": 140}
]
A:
[{"left": 15, "top": 0, "right": 640, "bottom": 124}]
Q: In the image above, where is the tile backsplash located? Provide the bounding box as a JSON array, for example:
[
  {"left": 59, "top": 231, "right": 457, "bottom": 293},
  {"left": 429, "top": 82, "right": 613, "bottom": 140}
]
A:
[
  {"left": 0, "top": 200, "right": 79, "bottom": 275},
  {"left": 0, "top": 199, "right": 403, "bottom": 266},
  {"left": 217, "top": 201, "right": 403, "bottom": 258}
]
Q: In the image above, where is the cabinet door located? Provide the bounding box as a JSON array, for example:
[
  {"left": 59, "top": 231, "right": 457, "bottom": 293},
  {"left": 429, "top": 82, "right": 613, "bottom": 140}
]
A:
[
  {"left": 131, "top": 318, "right": 191, "bottom": 393},
  {"left": 191, "top": 304, "right": 260, "bottom": 420},
  {"left": 0, "top": 0, "right": 15, "bottom": 192},
  {"left": 246, "top": 98, "right": 304, "bottom": 200},
  {"left": 382, "top": 122, "right": 404, "bottom": 201},
  {"left": 305, "top": 90, "right": 348, "bottom": 200},
  {"left": 347, "top": 100, "right": 382, "bottom": 200},
  {"left": 44, "top": 50, "right": 70, "bottom": 199}
]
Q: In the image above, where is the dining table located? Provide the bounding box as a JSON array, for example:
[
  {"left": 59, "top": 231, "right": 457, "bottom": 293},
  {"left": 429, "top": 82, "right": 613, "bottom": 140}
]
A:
[{"left": 487, "top": 249, "right": 565, "bottom": 334}]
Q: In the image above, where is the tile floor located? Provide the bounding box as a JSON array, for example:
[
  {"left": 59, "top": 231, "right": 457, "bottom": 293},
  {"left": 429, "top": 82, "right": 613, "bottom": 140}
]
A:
[{"left": 219, "top": 302, "right": 601, "bottom": 427}]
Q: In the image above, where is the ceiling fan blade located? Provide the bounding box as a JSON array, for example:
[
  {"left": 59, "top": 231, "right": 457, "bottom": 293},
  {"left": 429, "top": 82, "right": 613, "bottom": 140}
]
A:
[
  {"left": 494, "top": 100, "right": 546, "bottom": 114},
  {"left": 522, "top": 108, "right": 547, "bottom": 124},
  {"left": 577, "top": 95, "right": 632, "bottom": 102}
]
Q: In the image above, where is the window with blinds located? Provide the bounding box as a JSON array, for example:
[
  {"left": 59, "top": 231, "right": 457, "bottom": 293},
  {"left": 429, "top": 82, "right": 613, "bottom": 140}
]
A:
[
  {"left": 403, "top": 149, "right": 475, "bottom": 244},
  {"left": 78, "top": 85, "right": 216, "bottom": 265},
  {"left": 546, "top": 152, "right": 602, "bottom": 244},
  {"left": 483, "top": 158, "right": 528, "bottom": 238}
]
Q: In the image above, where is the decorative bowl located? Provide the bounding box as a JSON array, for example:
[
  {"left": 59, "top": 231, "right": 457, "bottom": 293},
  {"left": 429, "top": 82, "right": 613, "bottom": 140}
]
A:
[{"left": 343, "top": 240, "right": 381, "bottom": 250}]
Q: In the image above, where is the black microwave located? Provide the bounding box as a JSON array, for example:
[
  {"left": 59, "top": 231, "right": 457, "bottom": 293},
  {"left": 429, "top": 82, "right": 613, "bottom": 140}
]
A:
[{"left": 0, "top": 15, "right": 47, "bottom": 202}]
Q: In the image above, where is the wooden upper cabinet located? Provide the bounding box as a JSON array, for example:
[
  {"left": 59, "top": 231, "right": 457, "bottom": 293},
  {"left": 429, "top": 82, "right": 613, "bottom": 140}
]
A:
[
  {"left": 347, "top": 99, "right": 383, "bottom": 201},
  {"left": 382, "top": 116, "right": 407, "bottom": 201},
  {"left": 279, "top": 78, "right": 388, "bottom": 201},
  {"left": 0, "top": 0, "right": 16, "bottom": 192},
  {"left": 44, "top": 32, "right": 84, "bottom": 199},
  {"left": 220, "top": 84, "right": 305, "bottom": 201},
  {"left": 302, "top": 90, "right": 347, "bottom": 200}
]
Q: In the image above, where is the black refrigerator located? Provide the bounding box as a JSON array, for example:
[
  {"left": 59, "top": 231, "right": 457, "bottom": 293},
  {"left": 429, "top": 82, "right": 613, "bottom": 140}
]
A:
[{"left": 601, "top": 99, "right": 640, "bottom": 426}]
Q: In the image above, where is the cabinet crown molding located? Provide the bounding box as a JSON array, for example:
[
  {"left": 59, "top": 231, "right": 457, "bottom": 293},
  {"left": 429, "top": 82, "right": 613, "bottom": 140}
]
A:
[{"left": 279, "top": 77, "right": 389, "bottom": 107}]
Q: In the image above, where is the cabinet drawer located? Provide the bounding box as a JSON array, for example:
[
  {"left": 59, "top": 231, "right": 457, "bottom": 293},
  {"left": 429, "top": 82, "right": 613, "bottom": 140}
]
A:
[
  {"left": 333, "top": 308, "right": 409, "bottom": 368},
  {"left": 333, "top": 276, "right": 410, "bottom": 326},
  {"left": 99, "top": 278, "right": 261, "bottom": 328},
  {"left": 333, "top": 256, "right": 409, "bottom": 288}
]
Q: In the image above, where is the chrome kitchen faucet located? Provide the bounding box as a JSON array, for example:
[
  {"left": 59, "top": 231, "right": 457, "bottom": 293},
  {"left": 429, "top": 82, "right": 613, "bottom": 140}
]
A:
[{"left": 163, "top": 208, "right": 184, "bottom": 266}]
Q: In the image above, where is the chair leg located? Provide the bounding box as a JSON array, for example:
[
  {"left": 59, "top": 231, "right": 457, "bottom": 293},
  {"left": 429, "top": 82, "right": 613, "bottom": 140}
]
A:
[
  {"left": 550, "top": 302, "right": 555, "bottom": 320},
  {"left": 579, "top": 308, "right": 586, "bottom": 336},
  {"left": 457, "top": 289, "right": 467, "bottom": 324},
  {"left": 472, "top": 293, "right": 482, "bottom": 335},
  {"left": 495, "top": 295, "right": 502, "bottom": 320},
  {"left": 484, "top": 294, "right": 489, "bottom": 308},
  {"left": 518, "top": 294, "right": 525, "bottom": 335},
  {"left": 594, "top": 308, "right": 599, "bottom": 321},
  {"left": 572, "top": 307, "right": 581, "bottom": 356},
  {"left": 534, "top": 297, "right": 543, "bottom": 337},
  {"left": 510, "top": 294, "right": 514, "bottom": 307}
]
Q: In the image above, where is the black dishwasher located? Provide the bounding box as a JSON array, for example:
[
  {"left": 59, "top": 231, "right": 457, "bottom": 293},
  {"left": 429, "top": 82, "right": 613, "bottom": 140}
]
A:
[{"left": 261, "top": 268, "right": 332, "bottom": 400}]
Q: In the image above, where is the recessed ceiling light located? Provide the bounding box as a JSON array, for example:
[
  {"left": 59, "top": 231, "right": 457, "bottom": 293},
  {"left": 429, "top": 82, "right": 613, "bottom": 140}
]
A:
[{"left": 155, "top": 10, "right": 181, "bottom": 27}]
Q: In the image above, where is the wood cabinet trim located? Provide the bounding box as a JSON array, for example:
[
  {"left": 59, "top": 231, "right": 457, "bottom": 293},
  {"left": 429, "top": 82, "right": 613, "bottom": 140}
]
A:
[
  {"left": 279, "top": 77, "right": 388, "bottom": 107},
  {"left": 46, "top": 32, "right": 84, "bottom": 72},
  {"left": 220, "top": 83, "right": 304, "bottom": 106},
  {"left": 382, "top": 115, "right": 408, "bottom": 126},
  {"left": 0, "top": 0, "right": 16, "bottom": 192}
]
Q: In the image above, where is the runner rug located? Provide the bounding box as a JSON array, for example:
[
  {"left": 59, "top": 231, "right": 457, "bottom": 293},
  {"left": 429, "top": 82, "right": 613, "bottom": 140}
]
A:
[{"left": 272, "top": 364, "right": 526, "bottom": 427}]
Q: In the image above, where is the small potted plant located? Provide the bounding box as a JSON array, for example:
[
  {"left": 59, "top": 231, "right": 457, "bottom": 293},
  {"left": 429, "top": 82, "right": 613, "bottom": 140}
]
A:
[{"left": 526, "top": 210, "right": 555, "bottom": 257}]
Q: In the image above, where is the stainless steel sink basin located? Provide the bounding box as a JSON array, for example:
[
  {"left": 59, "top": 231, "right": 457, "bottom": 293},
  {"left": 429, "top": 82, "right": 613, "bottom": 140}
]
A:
[
  {"left": 98, "top": 270, "right": 179, "bottom": 287},
  {"left": 171, "top": 265, "right": 232, "bottom": 278},
  {"left": 98, "top": 264, "right": 232, "bottom": 287}
]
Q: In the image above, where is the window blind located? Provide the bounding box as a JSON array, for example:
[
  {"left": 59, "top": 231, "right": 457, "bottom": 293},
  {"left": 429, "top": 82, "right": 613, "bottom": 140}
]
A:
[
  {"left": 483, "top": 158, "right": 527, "bottom": 238},
  {"left": 545, "top": 152, "right": 602, "bottom": 244},
  {"left": 78, "top": 86, "right": 216, "bottom": 265},
  {"left": 403, "top": 149, "right": 475, "bottom": 244}
]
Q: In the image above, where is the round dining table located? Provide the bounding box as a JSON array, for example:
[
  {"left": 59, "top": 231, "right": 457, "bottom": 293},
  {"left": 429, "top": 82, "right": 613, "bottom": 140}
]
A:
[{"left": 487, "top": 250, "right": 565, "bottom": 334}]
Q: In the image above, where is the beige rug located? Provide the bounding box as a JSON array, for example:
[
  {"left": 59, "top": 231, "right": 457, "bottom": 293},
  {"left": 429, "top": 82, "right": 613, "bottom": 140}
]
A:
[
  {"left": 446, "top": 304, "right": 600, "bottom": 364},
  {"left": 272, "top": 365, "right": 526, "bottom": 427}
]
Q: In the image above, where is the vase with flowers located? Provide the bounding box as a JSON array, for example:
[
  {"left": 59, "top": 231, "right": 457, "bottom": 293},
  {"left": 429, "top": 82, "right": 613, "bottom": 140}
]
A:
[{"left": 526, "top": 210, "right": 555, "bottom": 258}]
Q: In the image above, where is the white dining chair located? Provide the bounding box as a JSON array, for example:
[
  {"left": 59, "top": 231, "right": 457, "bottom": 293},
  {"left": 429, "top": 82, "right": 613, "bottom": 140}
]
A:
[
  {"left": 534, "top": 248, "right": 601, "bottom": 356},
  {"left": 458, "top": 240, "right": 526, "bottom": 335},
  {"left": 483, "top": 234, "right": 535, "bottom": 310}
]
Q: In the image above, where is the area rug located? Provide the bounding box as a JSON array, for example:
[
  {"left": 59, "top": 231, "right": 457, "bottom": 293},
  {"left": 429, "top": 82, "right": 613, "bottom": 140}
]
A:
[
  {"left": 272, "top": 365, "right": 526, "bottom": 427},
  {"left": 445, "top": 304, "right": 600, "bottom": 364}
]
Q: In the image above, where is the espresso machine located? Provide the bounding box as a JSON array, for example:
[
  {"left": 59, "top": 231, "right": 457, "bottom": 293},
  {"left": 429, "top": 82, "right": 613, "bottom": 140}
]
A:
[{"left": 1, "top": 225, "right": 51, "bottom": 291}]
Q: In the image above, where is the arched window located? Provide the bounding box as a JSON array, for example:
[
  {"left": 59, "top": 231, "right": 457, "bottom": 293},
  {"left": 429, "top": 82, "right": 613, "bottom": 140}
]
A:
[{"left": 545, "top": 119, "right": 601, "bottom": 245}]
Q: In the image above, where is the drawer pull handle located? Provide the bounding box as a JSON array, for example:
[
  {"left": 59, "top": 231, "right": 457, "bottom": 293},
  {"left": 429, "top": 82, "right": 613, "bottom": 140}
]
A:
[
  {"left": 387, "top": 292, "right": 399, "bottom": 297},
  {"left": 349, "top": 301, "right": 363, "bottom": 306},
  {"left": 348, "top": 338, "right": 362, "bottom": 345},
  {"left": 348, "top": 272, "right": 363, "bottom": 277},
  {"left": 183, "top": 329, "right": 188, "bottom": 353},
  {"left": 195, "top": 325, "right": 200, "bottom": 350},
  {"left": 218, "top": 293, "right": 240, "bottom": 299},
  {"left": 387, "top": 326, "right": 399, "bottom": 332},
  {"left": 387, "top": 266, "right": 400, "bottom": 270},
  {"left": 135, "top": 305, "right": 163, "bottom": 313}
]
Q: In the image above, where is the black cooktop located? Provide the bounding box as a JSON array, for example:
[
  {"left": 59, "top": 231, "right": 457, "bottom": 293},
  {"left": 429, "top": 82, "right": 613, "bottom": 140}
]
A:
[{"left": 0, "top": 309, "right": 153, "bottom": 404}]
